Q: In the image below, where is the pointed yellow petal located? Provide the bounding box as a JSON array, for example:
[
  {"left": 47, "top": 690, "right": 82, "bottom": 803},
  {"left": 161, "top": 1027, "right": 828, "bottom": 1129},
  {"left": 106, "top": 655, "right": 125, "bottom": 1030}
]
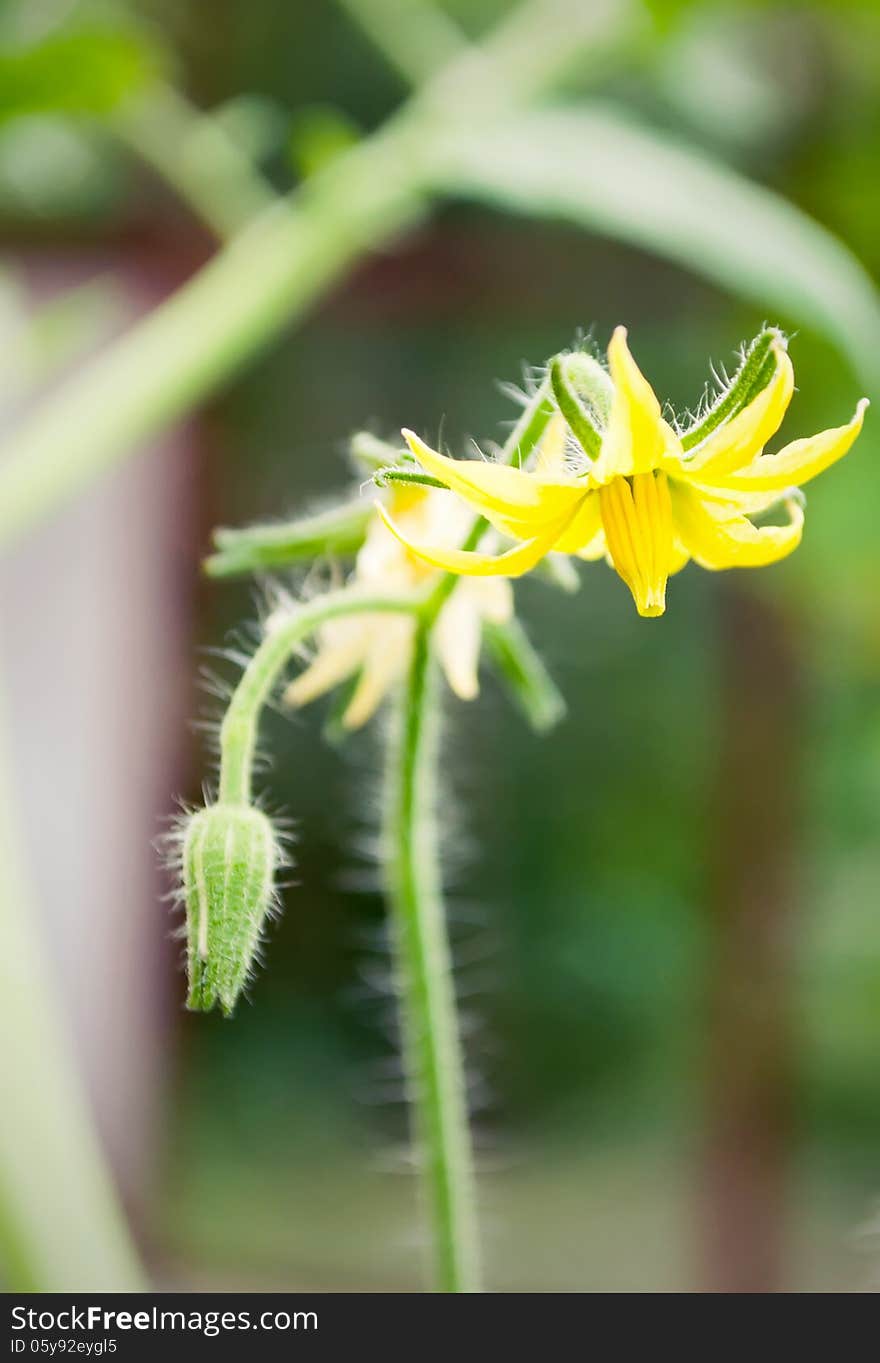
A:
[
  {"left": 283, "top": 632, "right": 365, "bottom": 708},
  {"left": 669, "top": 539, "right": 690, "bottom": 575},
  {"left": 469, "top": 576, "right": 514, "bottom": 624},
  {"left": 434, "top": 591, "right": 483, "bottom": 701},
  {"left": 684, "top": 341, "right": 795, "bottom": 476},
  {"left": 592, "top": 326, "right": 673, "bottom": 481},
  {"left": 342, "top": 620, "right": 411, "bottom": 729},
  {"left": 402, "top": 430, "right": 582, "bottom": 536},
  {"left": 691, "top": 399, "right": 867, "bottom": 494},
  {"left": 533, "top": 412, "right": 569, "bottom": 476},
  {"left": 575, "top": 527, "right": 607, "bottom": 562},
  {"left": 689, "top": 483, "right": 794, "bottom": 518},
  {"left": 375, "top": 500, "right": 566, "bottom": 578},
  {"left": 671, "top": 482, "right": 803, "bottom": 569},
  {"left": 552, "top": 489, "right": 602, "bottom": 553}
]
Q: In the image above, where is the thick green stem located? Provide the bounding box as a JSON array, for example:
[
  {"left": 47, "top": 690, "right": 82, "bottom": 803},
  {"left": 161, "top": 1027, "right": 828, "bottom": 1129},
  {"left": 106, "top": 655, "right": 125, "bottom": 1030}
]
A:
[
  {"left": 383, "top": 624, "right": 479, "bottom": 1291},
  {"left": 0, "top": 661, "right": 145, "bottom": 1291},
  {"left": 218, "top": 590, "right": 421, "bottom": 805}
]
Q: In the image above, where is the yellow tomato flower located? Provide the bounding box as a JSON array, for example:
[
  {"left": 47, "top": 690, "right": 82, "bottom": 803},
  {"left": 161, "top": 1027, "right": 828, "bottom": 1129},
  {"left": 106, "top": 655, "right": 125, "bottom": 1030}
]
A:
[
  {"left": 282, "top": 484, "right": 512, "bottom": 728},
  {"left": 377, "top": 328, "right": 868, "bottom": 618}
]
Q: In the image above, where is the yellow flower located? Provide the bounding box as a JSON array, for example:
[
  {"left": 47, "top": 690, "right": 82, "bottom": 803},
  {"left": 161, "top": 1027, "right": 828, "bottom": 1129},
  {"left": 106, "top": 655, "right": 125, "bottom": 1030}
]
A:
[
  {"left": 377, "top": 328, "right": 868, "bottom": 618},
  {"left": 282, "top": 485, "right": 512, "bottom": 728}
]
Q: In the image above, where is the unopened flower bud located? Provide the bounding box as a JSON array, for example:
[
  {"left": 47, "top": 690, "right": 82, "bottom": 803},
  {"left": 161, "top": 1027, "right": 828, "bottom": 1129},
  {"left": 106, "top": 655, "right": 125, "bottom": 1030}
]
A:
[
  {"left": 549, "top": 352, "right": 612, "bottom": 458},
  {"left": 181, "top": 804, "right": 281, "bottom": 1016}
]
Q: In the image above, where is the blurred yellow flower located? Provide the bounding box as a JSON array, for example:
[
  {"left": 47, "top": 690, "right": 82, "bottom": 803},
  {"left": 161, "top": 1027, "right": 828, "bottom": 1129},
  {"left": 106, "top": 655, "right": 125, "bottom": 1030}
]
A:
[
  {"left": 282, "top": 485, "right": 512, "bottom": 728},
  {"left": 378, "top": 328, "right": 868, "bottom": 618}
]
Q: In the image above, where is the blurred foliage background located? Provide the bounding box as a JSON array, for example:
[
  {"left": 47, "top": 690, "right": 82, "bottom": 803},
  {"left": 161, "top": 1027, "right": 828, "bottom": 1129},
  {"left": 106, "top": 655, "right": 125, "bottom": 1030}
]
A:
[{"left": 2, "top": 0, "right": 880, "bottom": 1292}]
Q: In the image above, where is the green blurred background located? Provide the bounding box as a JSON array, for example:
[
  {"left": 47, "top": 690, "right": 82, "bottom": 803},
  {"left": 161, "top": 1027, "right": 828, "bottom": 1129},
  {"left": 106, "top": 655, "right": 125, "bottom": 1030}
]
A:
[{"left": 2, "top": 0, "right": 880, "bottom": 1292}]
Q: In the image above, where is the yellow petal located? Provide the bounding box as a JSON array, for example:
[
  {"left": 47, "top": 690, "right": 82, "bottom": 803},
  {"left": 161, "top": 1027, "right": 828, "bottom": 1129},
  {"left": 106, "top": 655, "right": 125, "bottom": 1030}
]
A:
[
  {"left": 669, "top": 539, "right": 691, "bottom": 575},
  {"left": 592, "top": 326, "right": 674, "bottom": 481},
  {"left": 684, "top": 340, "right": 795, "bottom": 476},
  {"left": 434, "top": 591, "right": 483, "bottom": 701},
  {"left": 342, "top": 619, "right": 412, "bottom": 728},
  {"left": 467, "top": 576, "right": 514, "bottom": 624},
  {"left": 533, "top": 412, "right": 569, "bottom": 476},
  {"left": 575, "top": 527, "right": 607, "bottom": 562},
  {"left": 552, "top": 489, "right": 602, "bottom": 553},
  {"left": 375, "top": 500, "right": 568, "bottom": 578},
  {"left": 598, "top": 471, "right": 675, "bottom": 617},
  {"left": 671, "top": 482, "right": 803, "bottom": 569},
  {"left": 690, "top": 398, "right": 867, "bottom": 494},
  {"left": 402, "top": 430, "right": 582, "bottom": 537},
  {"left": 283, "top": 631, "right": 366, "bottom": 708},
  {"left": 690, "top": 482, "right": 793, "bottom": 518}
]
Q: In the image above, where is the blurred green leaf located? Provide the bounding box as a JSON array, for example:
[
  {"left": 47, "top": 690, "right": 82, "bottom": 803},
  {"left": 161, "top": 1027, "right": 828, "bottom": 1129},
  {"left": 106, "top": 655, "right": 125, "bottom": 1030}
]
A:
[
  {"left": 0, "top": 116, "right": 121, "bottom": 218},
  {"left": 0, "top": 26, "right": 161, "bottom": 122},
  {"left": 431, "top": 104, "right": 880, "bottom": 391}
]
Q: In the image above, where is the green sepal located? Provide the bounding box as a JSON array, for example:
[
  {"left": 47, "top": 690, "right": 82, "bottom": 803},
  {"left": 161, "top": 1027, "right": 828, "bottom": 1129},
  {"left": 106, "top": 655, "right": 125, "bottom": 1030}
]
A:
[
  {"left": 681, "top": 327, "right": 785, "bottom": 452},
  {"left": 205, "top": 498, "right": 372, "bottom": 578},
  {"left": 373, "top": 466, "right": 449, "bottom": 492},
  {"left": 483, "top": 617, "right": 566, "bottom": 733}
]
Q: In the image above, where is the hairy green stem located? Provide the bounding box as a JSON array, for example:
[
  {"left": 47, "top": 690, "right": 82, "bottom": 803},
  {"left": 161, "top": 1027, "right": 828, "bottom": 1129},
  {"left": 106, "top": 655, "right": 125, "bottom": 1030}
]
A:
[
  {"left": 0, "top": 662, "right": 145, "bottom": 1291},
  {"left": 376, "top": 375, "right": 555, "bottom": 1291},
  {"left": 218, "top": 590, "right": 421, "bottom": 805},
  {"left": 383, "top": 624, "right": 479, "bottom": 1291}
]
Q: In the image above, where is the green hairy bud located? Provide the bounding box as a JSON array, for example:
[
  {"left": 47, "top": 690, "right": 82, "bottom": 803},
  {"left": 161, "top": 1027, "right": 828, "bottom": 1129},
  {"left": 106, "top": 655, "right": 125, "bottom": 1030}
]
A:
[
  {"left": 549, "top": 352, "right": 613, "bottom": 459},
  {"left": 180, "top": 804, "right": 281, "bottom": 1016}
]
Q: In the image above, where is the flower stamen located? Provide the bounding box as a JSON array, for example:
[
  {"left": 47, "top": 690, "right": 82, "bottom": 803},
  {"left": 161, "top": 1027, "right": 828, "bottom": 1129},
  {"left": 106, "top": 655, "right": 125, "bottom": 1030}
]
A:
[{"left": 599, "top": 471, "right": 673, "bottom": 617}]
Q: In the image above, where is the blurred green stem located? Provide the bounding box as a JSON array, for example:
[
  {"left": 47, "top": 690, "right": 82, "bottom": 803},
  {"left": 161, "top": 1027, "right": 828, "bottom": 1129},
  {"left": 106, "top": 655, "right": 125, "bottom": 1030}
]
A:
[
  {"left": 383, "top": 623, "right": 480, "bottom": 1292},
  {"left": 0, "top": 660, "right": 145, "bottom": 1291},
  {"left": 335, "top": 0, "right": 468, "bottom": 85},
  {"left": 0, "top": 0, "right": 632, "bottom": 551},
  {"left": 113, "top": 84, "right": 279, "bottom": 240}
]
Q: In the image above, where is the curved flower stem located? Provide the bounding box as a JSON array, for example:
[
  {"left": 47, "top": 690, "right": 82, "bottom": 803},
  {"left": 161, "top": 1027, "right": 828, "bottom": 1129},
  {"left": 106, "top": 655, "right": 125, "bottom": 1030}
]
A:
[
  {"left": 383, "top": 622, "right": 479, "bottom": 1292},
  {"left": 217, "top": 590, "right": 422, "bottom": 805}
]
